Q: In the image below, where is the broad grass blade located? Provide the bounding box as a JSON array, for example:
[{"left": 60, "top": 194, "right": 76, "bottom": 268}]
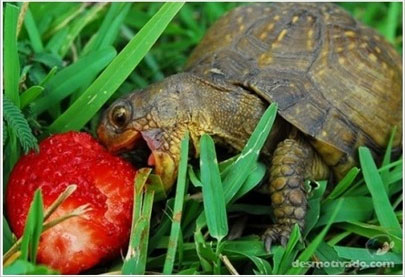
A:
[
  {"left": 223, "top": 103, "right": 277, "bottom": 202},
  {"left": 163, "top": 132, "right": 189, "bottom": 274},
  {"left": 49, "top": 2, "right": 184, "bottom": 132},
  {"left": 199, "top": 134, "right": 228, "bottom": 242},
  {"left": 359, "top": 147, "right": 402, "bottom": 237},
  {"left": 20, "top": 189, "right": 44, "bottom": 264}
]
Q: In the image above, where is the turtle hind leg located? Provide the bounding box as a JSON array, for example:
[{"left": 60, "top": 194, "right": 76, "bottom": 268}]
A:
[{"left": 262, "top": 137, "right": 329, "bottom": 251}]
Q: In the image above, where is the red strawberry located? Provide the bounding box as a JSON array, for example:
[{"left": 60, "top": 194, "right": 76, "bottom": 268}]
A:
[{"left": 6, "top": 131, "right": 136, "bottom": 274}]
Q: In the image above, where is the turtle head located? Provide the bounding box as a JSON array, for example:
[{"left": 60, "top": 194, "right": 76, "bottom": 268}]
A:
[{"left": 97, "top": 73, "right": 212, "bottom": 189}]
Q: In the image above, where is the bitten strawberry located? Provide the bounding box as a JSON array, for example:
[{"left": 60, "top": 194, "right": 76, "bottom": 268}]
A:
[{"left": 6, "top": 132, "right": 136, "bottom": 274}]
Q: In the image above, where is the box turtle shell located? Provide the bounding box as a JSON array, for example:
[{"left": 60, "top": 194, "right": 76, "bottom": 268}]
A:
[
  {"left": 98, "top": 3, "right": 402, "bottom": 248},
  {"left": 186, "top": 2, "right": 402, "bottom": 179}
]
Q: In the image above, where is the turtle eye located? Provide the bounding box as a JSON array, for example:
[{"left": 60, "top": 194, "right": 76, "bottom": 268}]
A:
[{"left": 111, "top": 105, "right": 130, "bottom": 128}]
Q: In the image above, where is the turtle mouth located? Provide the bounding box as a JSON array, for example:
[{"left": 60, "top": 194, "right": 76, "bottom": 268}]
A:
[{"left": 97, "top": 126, "right": 176, "bottom": 189}]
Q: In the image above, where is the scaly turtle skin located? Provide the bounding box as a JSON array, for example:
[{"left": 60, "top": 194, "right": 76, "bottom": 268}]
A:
[{"left": 97, "top": 3, "right": 402, "bottom": 249}]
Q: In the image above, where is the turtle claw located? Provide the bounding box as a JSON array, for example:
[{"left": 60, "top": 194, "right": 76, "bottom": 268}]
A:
[
  {"left": 264, "top": 236, "right": 273, "bottom": 253},
  {"left": 262, "top": 224, "right": 292, "bottom": 252}
]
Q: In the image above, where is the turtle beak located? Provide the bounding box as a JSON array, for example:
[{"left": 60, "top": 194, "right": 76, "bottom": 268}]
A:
[
  {"left": 97, "top": 125, "right": 178, "bottom": 190},
  {"left": 141, "top": 130, "right": 177, "bottom": 190},
  {"left": 97, "top": 125, "right": 141, "bottom": 153},
  {"left": 147, "top": 150, "right": 177, "bottom": 190}
]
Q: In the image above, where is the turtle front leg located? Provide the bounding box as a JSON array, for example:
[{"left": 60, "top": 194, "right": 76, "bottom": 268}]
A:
[{"left": 262, "top": 137, "right": 329, "bottom": 251}]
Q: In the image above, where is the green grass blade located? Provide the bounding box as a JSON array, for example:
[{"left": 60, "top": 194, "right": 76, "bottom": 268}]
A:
[
  {"left": 317, "top": 196, "right": 373, "bottom": 226},
  {"left": 199, "top": 134, "right": 228, "bottom": 242},
  {"left": 232, "top": 162, "right": 267, "bottom": 201},
  {"left": 20, "top": 86, "right": 44, "bottom": 109},
  {"left": 223, "top": 103, "right": 278, "bottom": 202},
  {"left": 45, "top": 28, "right": 68, "bottom": 54},
  {"left": 59, "top": 3, "right": 106, "bottom": 57},
  {"left": 303, "top": 180, "right": 327, "bottom": 237},
  {"left": 39, "top": 66, "right": 58, "bottom": 86},
  {"left": 24, "top": 7, "right": 44, "bottom": 53},
  {"left": 3, "top": 216, "right": 15, "bottom": 254},
  {"left": 3, "top": 97, "right": 38, "bottom": 153},
  {"left": 122, "top": 168, "right": 151, "bottom": 275},
  {"left": 359, "top": 147, "right": 402, "bottom": 237},
  {"left": 222, "top": 238, "right": 269, "bottom": 257},
  {"left": 287, "top": 199, "right": 343, "bottom": 274},
  {"left": 4, "top": 260, "right": 59, "bottom": 275},
  {"left": 277, "top": 224, "right": 301, "bottom": 274},
  {"left": 334, "top": 245, "right": 402, "bottom": 265},
  {"left": 384, "top": 2, "right": 401, "bottom": 44},
  {"left": 337, "top": 221, "right": 402, "bottom": 253},
  {"left": 30, "top": 47, "right": 117, "bottom": 115},
  {"left": 81, "top": 3, "right": 131, "bottom": 56},
  {"left": 137, "top": 188, "right": 155, "bottom": 273},
  {"left": 163, "top": 132, "right": 189, "bottom": 274},
  {"left": 326, "top": 167, "right": 360, "bottom": 200},
  {"left": 4, "top": 4, "right": 21, "bottom": 107},
  {"left": 380, "top": 127, "right": 397, "bottom": 184},
  {"left": 20, "top": 189, "right": 44, "bottom": 264},
  {"left": 49, "top": 2, "right": 185, "bottom": 132},
  {"left": 315, "top": 241, "right": 345, "bottom": 275},
  {"left": 43, "top": 3, "right": 84, "bottom": 38},
  {"left": 188, "top": 165, "right": 203, "bottom": 188}
]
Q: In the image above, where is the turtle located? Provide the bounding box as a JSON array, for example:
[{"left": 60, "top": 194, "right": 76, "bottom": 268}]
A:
[{"left": 97, "top": 3, "right": 402, "bottom": 249}]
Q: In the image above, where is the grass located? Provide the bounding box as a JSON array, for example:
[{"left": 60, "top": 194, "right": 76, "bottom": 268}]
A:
[{"left": 2, "top": 2, "right": 403, "bottom": 275}]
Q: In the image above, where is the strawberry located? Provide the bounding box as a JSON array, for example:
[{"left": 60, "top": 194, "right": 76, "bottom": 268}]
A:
[{"left": 6, "top": 131, "right": 136, "bottom": 274}]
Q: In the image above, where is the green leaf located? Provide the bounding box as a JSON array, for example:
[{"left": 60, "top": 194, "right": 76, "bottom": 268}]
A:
[
  {"left": 278, "top": 224, "right": 301, "bottom": 274},
  {"left": 4, "top": 4, "right": 21, "bottom": 107},
  {"left": 317, "top": 196, "right": 373, "bottom": 227},
  {"left": 194, "top": 228, "right": 214, "bottom": 272},
  {"left": 222, "top": 238, "right": 269, "bottom": 257},
  {"left": 122, "top": 168, "right": 153, "bottom": 275},
  {"left": 147, "top": 174, "right": 167, "bottom": 202},
  {"left": 315, "top": 241, "right": 345, "bottom": 275},
  {"left": 303, "top": 180, "right": 327, "bottom": 237},
  {"left": 4, "top": 260, "right": 58, "bottom": 275},
  {"left": 384, "top": 2, "right": 401, "bottom": 44},
  {"left": 20, "top": 86, "right": 44, "bottom": 109},
  {"left": 225, "top": 251, "right": 271, "bottom": 275},
  {"left": 32, "top": 52, "right": 63, "bottom": 69},
  {"left": 3, "top": 96, "right": 38, "bottom": 153},
  {"left": 337, "top": 221, "right": 402, "bottom": 253},
  {"left": 49, "top": 2, "right": 185, "bottom": 132},
  {"left": 287, "top": 199, "right": 343, "bottom": 274},
  {"left": 30, "top": 47, "right": 117, "bottom": 115},
  {"left": 59, "top": 3, "right": 106, "bottom": 57},
  {"left": 359, "top": 147, "right": 402, "bottom": 237},
  {"left": 43, "top": 3, "right": 84, "bottom": 38},
  {"left": 334, "top": 245, "right": 402, "bottom": 265},
  {"left": 326, "top": 167, "right": 360, "bottom": 200},
  {"left": 138, "top": 189, "right": 155, "bottom": 272},
  {"left": 20, "top": 189, "right": 44, "bottom": 263},
  {"left": 223, "top": 103, "right": 278, "bottom": 202},
  {"left": 199, "top": 134, "right": 228, "bottom": 242},
  {"left": 231, "top": 162, "right": 267, "bottom": 201},
  {"left": 163, "top": 132, "right": 190, "bottom": 274},
  {"left": 24, "top": 7, "right": 44, "bottom": 53},
  {"left": 81, "top": 3, "right": 131, "bottom": 55},
  {"left": 188, "top": 165, "right": 203, "bottom": 188},
  {"left": 3, "top": 216, "right": 15, "bottom": 254},
  {"left": 45, "top": 28, "right": 68, "bottom": 54},
  {"left": 380, "top": 127, "right": 397, "bottom": 185},
  {"left": 3, "top": 121, "right": 9, "bottom": 145},
  {"left": 271, "top": 245, "right": 286, "bottom": 275},
  {"left": 39, "top": 66, "right": 58, "bottom": 86}
]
